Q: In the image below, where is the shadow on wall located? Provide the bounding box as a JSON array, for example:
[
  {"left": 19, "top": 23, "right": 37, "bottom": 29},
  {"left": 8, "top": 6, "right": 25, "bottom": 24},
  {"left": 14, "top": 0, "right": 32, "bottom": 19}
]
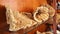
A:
[{"left": 0, "top": 5, "right": 6, "bottom": 23}]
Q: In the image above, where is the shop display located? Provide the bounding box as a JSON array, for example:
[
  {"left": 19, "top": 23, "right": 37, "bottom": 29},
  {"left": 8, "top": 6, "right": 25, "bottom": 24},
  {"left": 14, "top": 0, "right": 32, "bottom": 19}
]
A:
[{"left": 0, "top": 0, "right": 59, "bottom": 34}]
